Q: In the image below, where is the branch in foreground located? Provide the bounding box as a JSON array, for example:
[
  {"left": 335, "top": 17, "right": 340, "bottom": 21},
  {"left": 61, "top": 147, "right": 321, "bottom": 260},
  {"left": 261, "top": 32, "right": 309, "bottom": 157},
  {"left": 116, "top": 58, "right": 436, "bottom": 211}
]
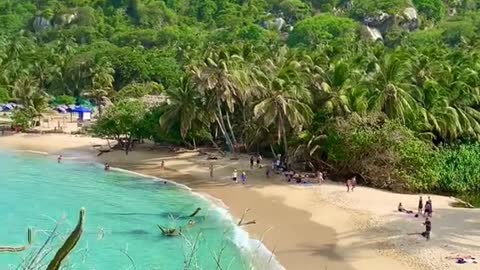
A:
[
  {"left": 0, "top": 228, "right": 33, "bottom": 253},
  {"left": 46, "top": 207, "right": 85, "bottom": 270}
]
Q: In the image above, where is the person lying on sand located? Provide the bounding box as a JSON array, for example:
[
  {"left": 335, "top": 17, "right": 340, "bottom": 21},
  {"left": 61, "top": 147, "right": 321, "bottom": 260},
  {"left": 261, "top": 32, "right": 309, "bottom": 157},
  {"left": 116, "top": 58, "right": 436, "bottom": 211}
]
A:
[{"left": 398, "top": 202, "right": 414, "bottom": 214}]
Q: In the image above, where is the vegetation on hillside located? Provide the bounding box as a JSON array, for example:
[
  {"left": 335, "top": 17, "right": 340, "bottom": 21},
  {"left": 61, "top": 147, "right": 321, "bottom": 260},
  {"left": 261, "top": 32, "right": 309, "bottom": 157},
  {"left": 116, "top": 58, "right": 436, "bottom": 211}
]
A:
[{"left": 2, "top": 0, "right": 480, "bottom": 197}]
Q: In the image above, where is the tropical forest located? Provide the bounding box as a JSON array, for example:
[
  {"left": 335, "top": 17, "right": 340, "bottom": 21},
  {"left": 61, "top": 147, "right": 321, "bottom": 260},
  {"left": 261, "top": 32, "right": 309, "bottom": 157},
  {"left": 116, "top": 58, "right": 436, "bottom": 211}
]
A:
[{"left": 2, "top": 0, "right": 480, "bottom": 203}]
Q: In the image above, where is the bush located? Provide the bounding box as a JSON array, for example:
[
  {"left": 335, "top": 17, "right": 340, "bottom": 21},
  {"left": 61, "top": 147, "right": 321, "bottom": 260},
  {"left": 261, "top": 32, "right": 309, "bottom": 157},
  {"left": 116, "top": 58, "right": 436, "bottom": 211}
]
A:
[
  {"left": 53, "top": 95, "right": 76, "bottom": 105},
  {"left": 322, "top": 114, "right": 440, "bottom": 192},
  {"left": 413, "top": 0, "right": 445, "bottom": 21},
  {"left": 349, "top": 0, "right": 409, "bottom": 20},
  {"left": 288, "top": 14, "right": 358, "bottom": 47},
  {"left": 0, "top": 87, "right": 10, "bottom": 103},
  {"left": 438, "top": 144, "right": 480, "bottom": 193}
]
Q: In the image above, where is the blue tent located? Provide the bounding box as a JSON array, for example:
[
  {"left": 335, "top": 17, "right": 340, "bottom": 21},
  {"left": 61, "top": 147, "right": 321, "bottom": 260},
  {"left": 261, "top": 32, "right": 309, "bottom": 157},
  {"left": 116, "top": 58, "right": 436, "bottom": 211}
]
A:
[{"left": 71, "top": 106, "right": 92, "bottom": 121}]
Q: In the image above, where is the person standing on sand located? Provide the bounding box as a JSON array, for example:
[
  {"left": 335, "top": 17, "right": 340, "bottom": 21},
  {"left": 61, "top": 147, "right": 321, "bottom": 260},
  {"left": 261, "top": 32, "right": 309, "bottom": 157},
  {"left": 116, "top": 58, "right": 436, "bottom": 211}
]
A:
[
  {"left": 351, "top": 176, "right": 357, "bottom": 191},
  {"left": 346, "top": 177, "right": 352, "bottom": 192},
  {"left": 57, "top": 155, "right": 62, "bottom": 163},
  {"left": 317, "top": 171, "right": 324, "bottom": 183},
  {"left": 424, "top": 200, "right": 432, "bottom": 217},
  {"left": 232, "top": 169, "right": 238, "bottom": 183},
  {"left": 427, "top": 196, "right": 433, "bottom": 216},
  {"left": 241, "top": 171, "right": 247, "bottom": 184},
  {"left": 422, "top": 217, "right": 432, "bottom": 240},
  {"left": 256, "top": 154, "right": 262, "bottom": 168},
  {"left": 250, "top": 155, "right": 254, "bottom": 169},
  {"left": 209, "top": 164, "right": 214, "bottom": 178},
  {"left": 161, "top": 160, "right": 165, "bottom": 170},
  {"left": 418, "top": 196, "right": 423, "bottom": 216}
]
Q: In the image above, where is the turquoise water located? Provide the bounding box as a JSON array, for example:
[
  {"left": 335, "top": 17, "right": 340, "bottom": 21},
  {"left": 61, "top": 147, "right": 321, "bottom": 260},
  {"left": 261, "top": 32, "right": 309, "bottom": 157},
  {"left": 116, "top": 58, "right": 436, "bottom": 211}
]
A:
[{"left": 0, "top": 151, "right": 261, "bottom": 270}]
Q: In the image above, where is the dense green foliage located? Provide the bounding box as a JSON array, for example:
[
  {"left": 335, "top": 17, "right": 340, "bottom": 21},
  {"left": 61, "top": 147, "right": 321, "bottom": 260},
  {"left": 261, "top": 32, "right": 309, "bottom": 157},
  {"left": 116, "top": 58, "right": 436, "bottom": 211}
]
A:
[
  {"left": 288, "top": 15, "right": 358, "bottom": 46},
  {"left": 2, "top": 0, "right": 480, "bottom": 198}
]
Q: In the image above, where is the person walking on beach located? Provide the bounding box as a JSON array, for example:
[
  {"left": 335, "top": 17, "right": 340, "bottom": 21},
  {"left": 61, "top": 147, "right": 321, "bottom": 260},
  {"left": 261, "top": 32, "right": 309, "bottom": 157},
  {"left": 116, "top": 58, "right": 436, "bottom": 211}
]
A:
[
  {"left": 232, "top": 169, "right": 238, "bottom": 183},
  {"left": 160, "top": 160, "right": 165, "bottom": 170},
  {"left": 256, "top": 154, "right": 262, "bottom": 168},
  {"left": 57, "top": 155, "right": 62, "bottom": 163},
  {"left": 351, "top": 176, "right": 357, "bottom": 191},
  {"left": 209, "top": 164, "right": 214, "bottom": 178},
  {"left": 418, "top": 196, "right": 423, "bottom": 216},
  {"left": 422, "top": 217, "right": 432, "bottom": 240},
  {"left": 346, "top": 177, "right": 352, "bottom": 192},
  {"left": 241, "top": 171, "right": 247, "bottom": 184},
  {"left": 250, "top": 155, "right": 254, "bottom": 169}
]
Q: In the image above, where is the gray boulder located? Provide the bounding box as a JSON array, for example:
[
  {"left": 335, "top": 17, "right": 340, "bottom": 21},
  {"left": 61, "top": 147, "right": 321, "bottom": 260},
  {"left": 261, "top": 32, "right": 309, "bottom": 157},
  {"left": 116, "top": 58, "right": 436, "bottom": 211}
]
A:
[
  {"left": 263, "top": 17, "right": 286, "bottom": 31},
  {"left": 360, "top": 26, "right": 383, "bottom": 41},
  {"left": 400, "top": 7, "right": 419, "bottom": 31},
  {"left": 32, "top": 16, "right": 51, "bottom": 32},
  {"left": 363, "top": 12, "right": 395, "bottom": 34}
]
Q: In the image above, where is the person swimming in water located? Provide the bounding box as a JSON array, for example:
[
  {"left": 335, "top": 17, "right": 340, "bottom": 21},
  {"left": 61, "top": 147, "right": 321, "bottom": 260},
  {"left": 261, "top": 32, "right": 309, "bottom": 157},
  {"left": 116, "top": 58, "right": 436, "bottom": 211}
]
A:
[
  {"left": 57, "top": 155, "right": 62, "bottom": 163},
  {"left": 104, "top": 163, "right": 110, "bottom": 171}
]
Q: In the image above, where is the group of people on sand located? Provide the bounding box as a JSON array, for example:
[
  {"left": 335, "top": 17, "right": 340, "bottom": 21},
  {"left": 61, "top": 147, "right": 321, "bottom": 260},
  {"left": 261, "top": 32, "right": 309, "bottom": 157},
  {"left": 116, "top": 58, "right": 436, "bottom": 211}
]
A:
[
  {"left": 282, "top": 170, "right": 325, "bottom": 184},
  {"left": 232, "top": 169, "right": 247, "bottom": 184},
  {"left": 398, "top": 196, "right": 433, "bottom": 240}
]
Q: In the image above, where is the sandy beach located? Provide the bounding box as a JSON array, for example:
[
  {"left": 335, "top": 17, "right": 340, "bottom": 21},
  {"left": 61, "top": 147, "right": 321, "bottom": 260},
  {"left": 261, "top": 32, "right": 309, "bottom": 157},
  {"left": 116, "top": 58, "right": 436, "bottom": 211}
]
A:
[{"left": 1, "top": 133, "right": 479, "bottom": 270}]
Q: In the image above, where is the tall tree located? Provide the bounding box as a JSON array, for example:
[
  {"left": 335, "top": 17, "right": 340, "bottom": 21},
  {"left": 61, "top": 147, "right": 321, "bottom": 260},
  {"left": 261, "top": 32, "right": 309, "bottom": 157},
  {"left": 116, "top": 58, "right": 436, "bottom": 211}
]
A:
[
  {"left": 254, "top": 46, "right": 313, "bottom": 163},
  {"left": 82, "top": 60, "right": 114, "bottom": 117}
]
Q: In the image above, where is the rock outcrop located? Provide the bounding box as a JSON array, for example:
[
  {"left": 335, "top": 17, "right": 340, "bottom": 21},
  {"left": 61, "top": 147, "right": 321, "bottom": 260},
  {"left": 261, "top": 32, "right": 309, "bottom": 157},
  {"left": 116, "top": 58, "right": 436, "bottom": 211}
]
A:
[
  {"left": 32, "top": 16, "right": 51, "bottom": 32},
  {"left": 361, "top": 25, "right": 383, "bottom": 41},
  {"left": 400, "top": 7, "right": 419, "bottom": 31},
  {"left": 363, "top": 12, "right": 395, "bottom": 34}
]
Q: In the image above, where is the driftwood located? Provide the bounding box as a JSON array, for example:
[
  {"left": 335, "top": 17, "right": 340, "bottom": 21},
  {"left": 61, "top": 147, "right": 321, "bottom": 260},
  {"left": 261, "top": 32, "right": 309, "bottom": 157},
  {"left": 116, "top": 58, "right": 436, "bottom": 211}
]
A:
[
  {"left": 237, "top": 209, "right": 256, "bottom": 226},
  {"left": 0, "top": 228, "right": 33, "bottom": 253},
  {"left": 188, "top": 208, "right": 202, "bottom": 218},
  {"left": 157, "top": 225, "right": 181, "bottom": 236},
  {"left": 158, "top": 208, "right": 202, "bottom": 237}
]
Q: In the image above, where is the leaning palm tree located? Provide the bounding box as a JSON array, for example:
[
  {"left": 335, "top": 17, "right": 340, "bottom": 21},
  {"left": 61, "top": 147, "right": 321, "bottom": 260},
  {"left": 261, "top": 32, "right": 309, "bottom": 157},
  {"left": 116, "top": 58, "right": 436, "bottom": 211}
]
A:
[
  {"left": 189, "top": 47, "right": 248, "bottom": 152},
  {"left": 254, "top": 46, "right": 313, "bottom": 164}
]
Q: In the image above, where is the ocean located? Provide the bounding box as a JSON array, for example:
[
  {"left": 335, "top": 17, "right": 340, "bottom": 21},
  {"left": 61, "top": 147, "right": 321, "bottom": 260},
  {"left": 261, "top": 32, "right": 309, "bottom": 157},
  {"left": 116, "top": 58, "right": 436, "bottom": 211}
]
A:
[{"left": 0, "top": 151, "right": 281, "bottom": 270}]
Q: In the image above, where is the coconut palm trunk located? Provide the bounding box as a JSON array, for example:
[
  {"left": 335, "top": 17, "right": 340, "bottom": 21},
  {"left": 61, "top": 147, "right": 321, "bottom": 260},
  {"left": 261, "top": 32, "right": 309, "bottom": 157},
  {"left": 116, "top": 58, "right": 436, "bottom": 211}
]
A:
[{"left": 216, "top": 100, "right": 235, "bottom": 153}]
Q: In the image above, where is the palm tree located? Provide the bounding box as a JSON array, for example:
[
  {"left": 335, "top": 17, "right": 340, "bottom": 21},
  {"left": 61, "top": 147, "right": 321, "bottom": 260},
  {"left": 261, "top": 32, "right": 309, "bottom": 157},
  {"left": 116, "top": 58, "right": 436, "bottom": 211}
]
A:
[
  {"left": 365, "top": 53, "right": 420, "bottom": 124},
  {"left": 12, "top": 77, "right": 49, "bottom": 126},
  {"left": 160, "top": 77, "right": 212, "bottom": 147},
  {"left": 189, "top": 47, "right": 248, "bottom": 152},
  {"left": 254, "top": 46, "right": 313, "bottom": 164},
  {"left": 310, "top": 59, "right": 367, "bottom": 117},
  {"left": 82, "top": 61, "right": 114, "bottom": 117}
]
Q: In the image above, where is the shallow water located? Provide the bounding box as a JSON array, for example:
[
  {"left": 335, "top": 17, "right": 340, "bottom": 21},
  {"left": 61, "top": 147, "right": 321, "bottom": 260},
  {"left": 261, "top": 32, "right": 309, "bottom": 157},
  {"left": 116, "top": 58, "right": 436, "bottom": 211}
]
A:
[{"left": 0, "top": 151, "right": 257, "bottom": 269}]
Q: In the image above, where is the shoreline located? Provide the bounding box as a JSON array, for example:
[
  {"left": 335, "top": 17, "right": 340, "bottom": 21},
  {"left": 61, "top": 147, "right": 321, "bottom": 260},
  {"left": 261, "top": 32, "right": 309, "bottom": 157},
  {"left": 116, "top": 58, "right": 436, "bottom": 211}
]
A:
[
  {"left": 5, "top": 147, "right": 284, "bottom": 269},
  {"left": 1, "top": 134, "right": 479, "bottom": 270}
]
